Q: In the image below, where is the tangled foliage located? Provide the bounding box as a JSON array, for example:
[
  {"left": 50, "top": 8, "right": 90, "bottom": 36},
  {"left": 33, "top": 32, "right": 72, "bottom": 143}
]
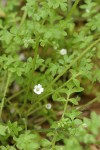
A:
[{"left": 0, "top": 0, "right": 100, "bottom": 149}]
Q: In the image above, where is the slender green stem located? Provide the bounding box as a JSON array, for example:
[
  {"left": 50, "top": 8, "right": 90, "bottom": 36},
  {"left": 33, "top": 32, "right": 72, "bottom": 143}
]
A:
[
  {"left": 23, "top": 118, "right": 28, "bottom": 131},
  {"left": 61, "top": 95, "right": 69, "bottom": 119},
  {"left": 30, "top": 36, "right": 40, "bottom": 89},
  {"left": 68, "top": 0, "right": 72, "bottom": 11},
  {"left": 27, "top": 104, "right": 45, "bottom": 117},
  {"left": 6, "top": 89, "right": 24, "bottom": 103},
  {"left": 20, "top": 10, "right": 27, "bottom": 26},
  {"left": 24, "top": 36, "right": 40, "bottom": 105},
  {"left": 78, "top": 95, "right": 100, "bottom": 111},
  {"left": 0, "top": 71, "right": 7, "bottom": 93},
  {"left": 66, "top": 0, "right": 80, "bottom": 22},
  {"left": 51, "top": 130, "right": 58, "bottom": 150},
  {"left": 0, "top": 72, "right": 11, "bottom": 120},
  {"left": 51, "top": 95, "right": 69, "bottom": 149},
  {"left": 51, "top": 96, "right": 69, "bottom": 149}
]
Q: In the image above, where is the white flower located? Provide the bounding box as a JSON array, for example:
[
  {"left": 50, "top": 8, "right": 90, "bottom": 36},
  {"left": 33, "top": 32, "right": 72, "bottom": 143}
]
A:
[
  {"left": 33, "top": 84, "right": 44, "bottom": 95},
  {"left": 19, "top": 53, "right": 26, "bottom": 61},
  {"left": 60, "top": 49, "right": 67, "bottom": 55},
  {"left": 45, "top": 103, "right": 52, "bottom": 109}
]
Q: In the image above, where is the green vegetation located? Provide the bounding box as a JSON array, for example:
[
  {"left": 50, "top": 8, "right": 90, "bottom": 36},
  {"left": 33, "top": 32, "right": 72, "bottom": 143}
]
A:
[{"left": 0, "top": 0, "right": 100, "bottom": 149}]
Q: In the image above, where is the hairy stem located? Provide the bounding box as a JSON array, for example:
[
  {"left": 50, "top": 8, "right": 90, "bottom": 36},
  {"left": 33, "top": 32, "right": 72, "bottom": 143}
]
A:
[
  {"left": 0, "top": 72, "right": 11, "bottom": 120},
  {"left": 78, "top": 94, "right": 100, "bottom": 111},
  {"left": 51, "top": 95, "right": 69, "bottom": 150},
  {"left": 66, "top": 0, "right": 80, "bottom": 22},
  {"left": 24, "top": 36, "right": 40, "bottom": 105},
  {"left": 20, "top": 10, "right": 27, "bottom": 26},
  {"left": 0, "top": 71, "right": 7, "bottom": 93},
  {"left": 51, "top": 130, "right": 58, "bottom": 150},
  {"left": 27, "top": 105, "right": 45, "bottom": 117},
  {"left": 61, "top": 95, "right": 69, "bottom": 119},
  {"left": 6, "top": 89, "right": 24, "bottom": 103}
]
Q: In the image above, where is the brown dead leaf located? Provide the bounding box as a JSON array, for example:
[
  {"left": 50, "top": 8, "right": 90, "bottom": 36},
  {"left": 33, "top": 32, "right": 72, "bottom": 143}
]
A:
[{"left": 90, "top": 145, "right": 100, "bottom": 150}]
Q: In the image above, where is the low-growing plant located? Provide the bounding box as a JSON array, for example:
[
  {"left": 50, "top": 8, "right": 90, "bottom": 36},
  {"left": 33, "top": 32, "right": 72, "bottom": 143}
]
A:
[{"left": 0, "top": 0, "right": 100, "bottom": 149}]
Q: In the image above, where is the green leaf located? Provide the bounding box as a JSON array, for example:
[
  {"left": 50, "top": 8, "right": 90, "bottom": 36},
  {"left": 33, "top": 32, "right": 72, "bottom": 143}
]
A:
[
  {"left": 69, "top": 98, "right": 79, "bottom": 105},
  {"left": 15, "top": 131, "right": 40, "bottom": 150},
  {"left": 0, "top": 146, "right": 16, "bottom": 150},
  {"left": 48, "top": 0, "right": 67, "bottom": 11},
  {"left": 0, "top": 30, "right": 13, "bottom": 44},
  {"left": 56, "top": 97, "right": 67, "bottom": 102},
  {"left": 64, "top": 137, "right": 83, "bottom": 150},
  {"left": 40, "top": 139, "right": 51, "bottom": 147},
  {"left": 73, "top": 79, "right": 80, "bottom": 87},
  {"left": 67, "top": 109, "right": 82, "bottom": 120},
  {"left": 0, "top": 124, "right": 9, "bottom": 136},
  {"left": 7, "top": 121, "right": 22, "bottom": 137},
  {"left": 84, "top": 112, "right": 100, "bottom": 135}
]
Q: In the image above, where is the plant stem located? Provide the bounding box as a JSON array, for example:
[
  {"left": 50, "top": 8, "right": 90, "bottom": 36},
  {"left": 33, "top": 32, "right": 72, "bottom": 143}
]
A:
[
  {"left": 27, "top": 105, "right": 45, "bottom": 117},
  {"left": 66, "top": 0, "right": 80, "bottom": 22},
  {"left": 0, "top": 72, "right": 11, "bottom": 120},
  {"left": 24, "top": 36, "right": 40, "bottom": 105},
  {"left": 30, "top": 36, "right": 40, "bottom": 88},
  {"left": 0, "top": 71, "right": 7, "bottom": 93},
  {"left": 78, "top": 94, "right": 100, "bottom": 111},
  {"left": 51, "top": 95, "right": 69, "bottom": 150},
  {"left": 6, "top": 89, "right": 24, "bottom": 103},
  {"left": 51, "top": 130, "right": 58, "bottom": 150},
  {"left": 20, "top": 10, "right": 27, "bottom": 26},
  {"left": 61, "top": 95, "right": 69, "bottom": 119},
  {"left": 23, "top": 118, "right": 28, "bottom": 131}
]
